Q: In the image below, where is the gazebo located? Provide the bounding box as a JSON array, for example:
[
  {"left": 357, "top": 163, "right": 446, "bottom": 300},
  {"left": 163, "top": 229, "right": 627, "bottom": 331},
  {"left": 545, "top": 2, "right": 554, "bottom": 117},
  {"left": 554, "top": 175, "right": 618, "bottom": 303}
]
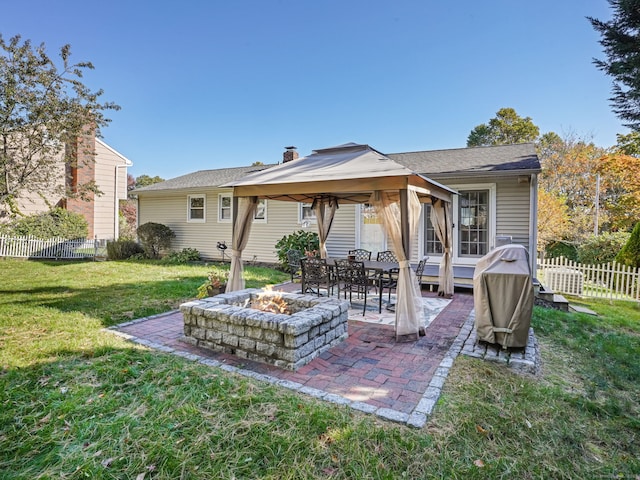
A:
[{"left": 222, "top": 143, "right": 456, "bottom": 340}]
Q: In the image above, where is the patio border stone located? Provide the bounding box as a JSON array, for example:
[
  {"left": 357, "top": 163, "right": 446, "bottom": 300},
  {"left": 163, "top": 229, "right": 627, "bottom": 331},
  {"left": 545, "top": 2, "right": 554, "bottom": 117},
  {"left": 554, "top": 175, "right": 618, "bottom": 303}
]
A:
[{"left": 106, "top": 307, "right": 476, "bottom": 429}]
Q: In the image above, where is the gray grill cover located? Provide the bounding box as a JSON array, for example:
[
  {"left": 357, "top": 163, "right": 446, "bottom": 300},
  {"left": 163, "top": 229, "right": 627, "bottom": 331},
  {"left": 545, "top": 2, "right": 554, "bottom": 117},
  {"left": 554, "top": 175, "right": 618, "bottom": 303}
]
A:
[{"left": 473, "top": 244, "right": 534, "bottom": 348}]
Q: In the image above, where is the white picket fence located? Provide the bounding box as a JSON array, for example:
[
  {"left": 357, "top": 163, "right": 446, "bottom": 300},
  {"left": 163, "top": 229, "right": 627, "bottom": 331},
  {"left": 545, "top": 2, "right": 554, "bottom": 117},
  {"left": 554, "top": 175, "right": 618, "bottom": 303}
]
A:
[
  {"left": 0, "top": 235, "right": 107, "bottom": 260},
  {"left": 538, "top": 256, "right": 640, "bottom": 302}
]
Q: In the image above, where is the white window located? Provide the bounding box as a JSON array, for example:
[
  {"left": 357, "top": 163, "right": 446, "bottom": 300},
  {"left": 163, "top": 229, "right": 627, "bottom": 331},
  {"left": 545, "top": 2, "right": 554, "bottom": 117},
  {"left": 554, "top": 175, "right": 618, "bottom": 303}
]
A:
[
  {"left": 459, "top": 190, "right": 490, "bottom": 256},
  {"left": 218, "top": 194, "right": 232, "bottom": 222},
  {"left": 188, "top": 195, "right": 205, "bottom": 223},
  {"left": 253, "top": 198, "right": 267, "bottom": 222},
  {"left": 299, "top": 202, "right": 317, "bottom": 224},
  {"left": 423, "top": 204, "right": 444, "bottom": 255}
]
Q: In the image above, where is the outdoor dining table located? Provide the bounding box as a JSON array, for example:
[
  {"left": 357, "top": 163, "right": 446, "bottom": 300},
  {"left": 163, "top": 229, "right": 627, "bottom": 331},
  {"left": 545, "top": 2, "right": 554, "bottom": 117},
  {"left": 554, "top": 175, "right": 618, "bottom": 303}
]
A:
[{"left": 326, "top": 258, "right": 399, "bottom": 313}]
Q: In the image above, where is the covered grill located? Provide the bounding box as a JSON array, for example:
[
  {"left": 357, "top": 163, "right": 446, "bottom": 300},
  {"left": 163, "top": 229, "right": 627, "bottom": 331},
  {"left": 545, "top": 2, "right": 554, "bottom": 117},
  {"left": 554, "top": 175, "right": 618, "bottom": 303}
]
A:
[{"left": 473, "top": 244, "right": 534, "bottom": 348}]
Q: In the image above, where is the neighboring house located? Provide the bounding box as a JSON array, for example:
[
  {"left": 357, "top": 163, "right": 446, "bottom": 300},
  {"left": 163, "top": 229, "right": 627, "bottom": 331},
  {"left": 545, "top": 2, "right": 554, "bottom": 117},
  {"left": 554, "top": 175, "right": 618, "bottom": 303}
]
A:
[
  {"left": 1, "top": 133, "right": 132, "bottom": 240},
  {"left": 134, "top": 143, "right": 540, "bottom": 284}
]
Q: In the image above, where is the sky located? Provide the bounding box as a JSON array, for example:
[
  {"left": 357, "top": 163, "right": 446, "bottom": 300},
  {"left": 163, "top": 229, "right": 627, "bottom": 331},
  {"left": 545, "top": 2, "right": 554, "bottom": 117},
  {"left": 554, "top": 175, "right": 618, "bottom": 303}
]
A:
[{"left": 1, "top": 0, "right": 622, "bottom": 180}]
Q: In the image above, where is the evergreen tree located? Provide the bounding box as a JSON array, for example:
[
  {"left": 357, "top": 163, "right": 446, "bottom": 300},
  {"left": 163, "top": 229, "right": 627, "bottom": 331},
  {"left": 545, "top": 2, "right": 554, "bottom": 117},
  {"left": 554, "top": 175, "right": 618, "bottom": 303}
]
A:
[
  {"left": 616, "top": 221, "right": 640, "bottom": 267},
  {"left": 467, "top": 108, "right": 539, "bottom": 147},
  {"left": 589, "top": 1, "right": 640, "bottom": 130}
]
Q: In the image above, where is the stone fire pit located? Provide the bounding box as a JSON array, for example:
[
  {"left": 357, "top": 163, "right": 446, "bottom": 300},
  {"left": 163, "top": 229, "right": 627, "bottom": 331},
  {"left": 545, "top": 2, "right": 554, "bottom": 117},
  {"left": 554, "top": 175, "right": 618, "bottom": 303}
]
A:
[{"left": 180, "top": 289, "right": 349, "bottom": 371}]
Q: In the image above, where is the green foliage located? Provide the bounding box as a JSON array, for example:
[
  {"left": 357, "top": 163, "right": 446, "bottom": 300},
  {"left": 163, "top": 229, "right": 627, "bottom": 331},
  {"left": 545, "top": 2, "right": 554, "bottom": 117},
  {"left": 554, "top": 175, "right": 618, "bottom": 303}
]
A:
[
  {"left": 134, "top": 174, "right": 165, "bottom": 189},
  {"left": 2, "top": 208, "right": 88, "bottom": 239},
  {"left": 466, "top": 107, "right": 540, "bottom": 147},
  {"left": 545, "top": 240, "right": 578, "bottom": 261},
  {"left": 196, "top": 265, "right": 229, "bottom": 298},
  {"left": 577, "top": 232, "right": 630, "bottom": 265},
  {"left": 106, "top": 239, "right": 144, "bottom": 260},
  {"left": 161, "top": 248, "right": 201, "bottom": 264},
  {"left": 274, "top": 230, "right": 319, "bottom": 269},
  {"left": 1, "top": 259, "right": 639, "bottom": 478},
  {"left": 136, "top": 222, "right": 175, "bottom": 259},
  {"left": 589, "top": 4, "right": 640, "bottom": 130},
  {"left": 615, "top": 131, "right": 640, "bottom": 156},
  {"left": 0, "top": 34, "right": 119, "bottom": 206},
  {"left": 616, "top": 221, "right": 640, "bottom": 268}
]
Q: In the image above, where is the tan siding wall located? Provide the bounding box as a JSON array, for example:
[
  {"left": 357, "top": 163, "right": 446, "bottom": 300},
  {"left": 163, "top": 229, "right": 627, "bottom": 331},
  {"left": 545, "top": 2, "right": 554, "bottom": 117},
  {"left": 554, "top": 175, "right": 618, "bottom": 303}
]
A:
[
  {"left": 138, "top": 174, "right": 534, "bottom": 264},
  {"left": 93, "top": 141, "right": 129, "bottom": 239},
  {"left": 324, "top": 205, "right": 357, "bottom": 258},
  {"left": 139, "top": 189, "right": 315, "bottom": 262},
  {"left": 495, "top": 178, "right": 531, "bottom": 247},
  {"left": 1, "top": 157, "right": 65, "bottom": 219}
]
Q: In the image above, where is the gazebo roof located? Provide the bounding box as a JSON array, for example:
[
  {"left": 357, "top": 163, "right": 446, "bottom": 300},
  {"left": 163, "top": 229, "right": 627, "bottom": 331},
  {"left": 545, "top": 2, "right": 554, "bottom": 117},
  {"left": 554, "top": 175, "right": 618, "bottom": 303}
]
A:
[{"left": 222, "top": 143, "right": 455, "bottom": 204}]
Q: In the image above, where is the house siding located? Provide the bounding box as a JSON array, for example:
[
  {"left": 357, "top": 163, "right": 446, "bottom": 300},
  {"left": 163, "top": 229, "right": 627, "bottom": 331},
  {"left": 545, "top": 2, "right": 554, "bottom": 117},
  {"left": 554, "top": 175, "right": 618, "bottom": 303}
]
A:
[
  {"left": 0, "top": 138, "right": 130, "bottom": 241},
  {"left": 434, "top": 174, "right": 532, "bottom": 252},
  {"left": 138, "top": 189, "right": 314, "bottom": 262},
  {"left": 93, "top": 140, "right": 130, "bottom": 240}
]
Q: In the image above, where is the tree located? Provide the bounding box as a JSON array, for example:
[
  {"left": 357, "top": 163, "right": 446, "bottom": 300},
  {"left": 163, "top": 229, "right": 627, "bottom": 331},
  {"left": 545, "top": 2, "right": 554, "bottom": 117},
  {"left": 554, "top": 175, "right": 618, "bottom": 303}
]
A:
[
  {"left": 135, "top": 174, "right": 164, "bottom": 189},
  {"left": 616, "top": 221, "right": 640, "bottom": 267},
  {"left": 589, "top": 2, "right": 640, "bottom": 130},
  {"left": 596, "top": 152, "right": 640, "bottom": 230},
  {"left": 537, "top": 188, "right": 571, "bottom": 252},
  {"left": 0, "top": 35, "right": 119, "bottom": 210},
  {"left": 614, "top": 131, "right": 640, "bottom": 156},
  {"left": 537, "top": 131, "right": 608, "bottom": 241},
  {"left": 466, "top": 107, "right": 540, "bottom": 147}
]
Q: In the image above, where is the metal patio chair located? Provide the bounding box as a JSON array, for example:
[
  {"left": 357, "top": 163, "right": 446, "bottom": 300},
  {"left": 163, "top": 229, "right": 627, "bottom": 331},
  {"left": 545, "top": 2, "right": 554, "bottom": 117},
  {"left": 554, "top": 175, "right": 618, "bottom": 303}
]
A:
[
  {"left": 301, "top": 257, "right": 336, "bottom": 296},
  {"left": 348, "top": 249, "right": 372, "bottom": 261}
]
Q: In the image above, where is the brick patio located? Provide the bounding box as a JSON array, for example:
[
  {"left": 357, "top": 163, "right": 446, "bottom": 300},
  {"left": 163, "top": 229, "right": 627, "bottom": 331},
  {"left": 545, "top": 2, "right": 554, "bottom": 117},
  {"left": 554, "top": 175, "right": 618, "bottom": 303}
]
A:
[{"left": 109, "top": 285, "right": 475, "bottom": 428}]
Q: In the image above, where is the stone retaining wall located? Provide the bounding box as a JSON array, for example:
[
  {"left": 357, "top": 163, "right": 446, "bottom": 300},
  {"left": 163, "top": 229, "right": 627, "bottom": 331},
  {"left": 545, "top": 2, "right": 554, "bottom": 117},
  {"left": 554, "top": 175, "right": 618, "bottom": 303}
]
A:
[{"left": 180, "top": 289, "right": 349, "bottom": 371}]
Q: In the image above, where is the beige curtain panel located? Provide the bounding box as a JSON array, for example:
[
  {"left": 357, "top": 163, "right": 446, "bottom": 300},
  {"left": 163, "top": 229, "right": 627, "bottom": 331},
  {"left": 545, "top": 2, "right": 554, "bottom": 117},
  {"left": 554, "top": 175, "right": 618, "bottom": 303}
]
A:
[
  {"left": 312, "top": 196, "right": 338, "bottom": 259},
  {"left": 430, "top": 198, "right": 454, "bottom": 297},
  {"left": 370, "top": 190, "right": 424, "bottom": 338},
  {"left": 226, "top": 196, "right": 258, "bottom": 292}
]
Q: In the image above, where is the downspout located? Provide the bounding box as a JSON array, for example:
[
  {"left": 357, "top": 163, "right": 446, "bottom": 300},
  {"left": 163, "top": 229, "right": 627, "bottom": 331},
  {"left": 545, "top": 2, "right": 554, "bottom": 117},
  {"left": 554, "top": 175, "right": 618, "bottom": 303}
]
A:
[{"left": 529, "top": 173, "right": 538, "bottom": 275}]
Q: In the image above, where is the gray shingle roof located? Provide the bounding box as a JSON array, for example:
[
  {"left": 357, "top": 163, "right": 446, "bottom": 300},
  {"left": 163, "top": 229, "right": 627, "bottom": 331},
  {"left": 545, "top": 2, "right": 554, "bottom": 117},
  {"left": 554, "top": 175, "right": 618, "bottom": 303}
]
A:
[
  {"left": 133, "top": 144, "right": 540, "bottom": 194},
  {"left": 132, "top": 164, "right": 276, "bottom": 193},
  {"left": 388, "top": 143, "right": 540, "bottom": 176}
]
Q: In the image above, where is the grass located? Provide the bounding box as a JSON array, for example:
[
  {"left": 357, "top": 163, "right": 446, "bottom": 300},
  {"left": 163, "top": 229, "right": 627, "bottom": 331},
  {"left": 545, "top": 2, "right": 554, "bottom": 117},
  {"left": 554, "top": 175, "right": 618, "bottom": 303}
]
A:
[{"left": 1, "top": 258, "right": 639, "bottom": 478}]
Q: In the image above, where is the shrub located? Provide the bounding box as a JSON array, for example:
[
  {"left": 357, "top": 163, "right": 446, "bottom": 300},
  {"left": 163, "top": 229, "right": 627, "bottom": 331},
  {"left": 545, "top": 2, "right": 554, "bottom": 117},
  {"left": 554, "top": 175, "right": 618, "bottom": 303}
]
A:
[
  {"left": 545, "top": 241, "right": 578, "bottom": 261},
  {"left": 136, "top": 222, "right": 175, "bottom": 259},
  {"left": 577, "top": 232, "right": 630, "bottom": 265},
  {"left": 616, "top": 221, "right": 640, "bottom": 268},
  {"left": 3, "top": 208, "right": 88, "bottom": 239},
  {"left": 106, "top": 239, "right": 144, "bottom": 260},
  {"left": 161, "top": 248, "right": 201, "bottom": 264},
  {"left": 274, "top": 230, "right": 320, "bottom": 270}
]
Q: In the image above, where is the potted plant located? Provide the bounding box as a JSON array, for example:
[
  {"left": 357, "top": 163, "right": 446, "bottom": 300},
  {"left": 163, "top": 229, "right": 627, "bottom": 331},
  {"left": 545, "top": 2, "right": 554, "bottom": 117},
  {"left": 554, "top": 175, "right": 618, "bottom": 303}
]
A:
[{"left": 197, "top": 269, "right": 229, "bottom": 298}]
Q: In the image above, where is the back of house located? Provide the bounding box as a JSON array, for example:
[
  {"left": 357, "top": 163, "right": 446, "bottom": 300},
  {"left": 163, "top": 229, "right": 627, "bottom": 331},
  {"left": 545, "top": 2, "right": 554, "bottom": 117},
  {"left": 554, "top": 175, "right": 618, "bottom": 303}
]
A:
[{"left": 134, "top": 143, "right": 540, "bottom": 286}]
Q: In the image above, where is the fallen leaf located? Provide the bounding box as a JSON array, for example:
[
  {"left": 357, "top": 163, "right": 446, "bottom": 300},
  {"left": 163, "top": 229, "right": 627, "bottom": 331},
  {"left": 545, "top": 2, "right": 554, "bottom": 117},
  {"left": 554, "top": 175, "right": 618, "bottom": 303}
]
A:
[
  {"left": 136, "top": 474, "right": 146, "bottom": 480},
  {"left": 331, "top": 455, "right": 339, "bottom": 464},
  {"left": 101, "top": 457, "right": 115, "bottom": 468},
  {"left": 38, "top": 413, "right": 51, "bottom": 424},
  {"left": 475, "top": 425, "right": 489, "bottom": 435},
  {"left": 473, "top": 459, "right": 485, "bottom": 468}
]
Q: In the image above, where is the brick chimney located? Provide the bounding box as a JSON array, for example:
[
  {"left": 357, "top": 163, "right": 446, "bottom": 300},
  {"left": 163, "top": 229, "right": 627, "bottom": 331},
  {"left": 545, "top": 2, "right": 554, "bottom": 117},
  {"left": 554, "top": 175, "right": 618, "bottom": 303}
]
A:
[
  {"left": 65, "top": 127, "right": 97, "bottom": 237},
  {"left": 283, "top": 146, "right": 299, "bottom": 163}
]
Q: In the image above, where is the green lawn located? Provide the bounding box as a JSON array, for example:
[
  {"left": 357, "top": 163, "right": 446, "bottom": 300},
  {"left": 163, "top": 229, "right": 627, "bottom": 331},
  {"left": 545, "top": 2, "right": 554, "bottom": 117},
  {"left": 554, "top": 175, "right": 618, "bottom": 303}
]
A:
[{"left": 1, "top": 259, "right": 639, "bottom": 479}]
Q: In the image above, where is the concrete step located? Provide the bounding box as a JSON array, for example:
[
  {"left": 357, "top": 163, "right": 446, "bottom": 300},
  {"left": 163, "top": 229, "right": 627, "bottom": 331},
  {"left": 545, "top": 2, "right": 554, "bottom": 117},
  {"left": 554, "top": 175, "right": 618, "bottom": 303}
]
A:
[
  {"left": 569, "top": 304, "right": 598, "bottom": 316},
  {"left": 553, "top": 293, "right": 569, "bottom": 311}
]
